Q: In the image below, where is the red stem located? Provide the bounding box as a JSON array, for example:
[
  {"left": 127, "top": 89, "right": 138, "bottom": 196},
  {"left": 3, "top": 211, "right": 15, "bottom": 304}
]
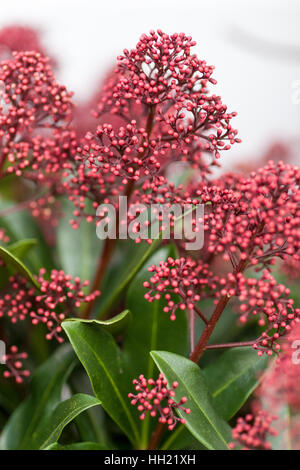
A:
[
  {"left": 147, "top": 422, "right": 166, "bottom": 450},
  {"left": 189, "top": 256, "right": 249, "bottom": 363},
  {"left": 205, "top": 340, "right": 256, "bottom": 350}
]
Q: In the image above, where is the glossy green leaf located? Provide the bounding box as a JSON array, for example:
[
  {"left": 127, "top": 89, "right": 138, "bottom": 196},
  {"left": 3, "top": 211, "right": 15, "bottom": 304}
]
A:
[
  {"left": 0, "top": 238, "right": 37, "bottom": 288},
  {"left": 74, "top": 405, "right": 107, "bottom": 445},
  {"left": 57, "top": 198, "right": 103, "bottom": 282},
  {"left": 0, "top": 376, "right": 21, "bottom": 413},
  {"left": 62, "top": 320, "right": 140, "bottom": 446},
  {"left": 151, "top": 351, "right": 231, "bottom": 450},
  {"left": 70, "top": 372, "right": 110, "bottom": 446},
  {"left": 32, "top": 394, "right": 101, "bottom": 450},
  {"left": 0, "top": 244, "right": 39, "bottom": 288},
  {"left": 203, "top": 347, "right": 268, "bottom": 420},
  {"left": 0, "top": 199, "right": 55, "bottom": 271},
  {"left": 6, "top": 238, "right": 37, "bottom": 260},
  {"left": 161, "top": 424, "right": 206, "bottom": 450},
  {"left": 0, "top": 345, "right": 76, "bottom": 450},
  {"left": 124, "top": 246, "right": 189, "bottom": 447},
  {"left": 45, "top": 441, "right": 109, "bottom": 450},
  {"left": 66, "top": 310, "right": 132, "bottom": 338}
]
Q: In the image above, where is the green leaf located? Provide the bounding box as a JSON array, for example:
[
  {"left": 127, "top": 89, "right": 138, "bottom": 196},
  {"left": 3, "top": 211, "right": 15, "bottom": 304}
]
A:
[
  {"left": 0, "top": 199, "right": 55, "bottom": 271},
  {"left": 62, "top": 320, "right": 140, "bottom": 446},
  {"left": 45, "top": 441, "right": 109, "bottom": 450},
  {"left": 0, "top": 238, "right": 37, "bottom": 288},
  {"left": 31, "top": 394, "right": 101, "bottom": 450},
  {"left": 161, "top": 424, "right": 206, "bottom": 450},
  {"left": 6, "top": 238, "right": 37, "bottom": 260},
  {"left": 151, "top": 351, "right": 231, "bottom": 450},
  {"left": 57, "top": 198, "right": 103, "bottom": 282},
  {"left": 70, "top": 372, "right": 110, "bottom": 446},
  {"left": 0, "top": 376, "right": 21, "bottom": 413},
  {"left": 0, "top": 345, "right": 76, "bottom": 450},
  {"left": 74, "top": 405, "right": 108, "bottom": 445},
  {"left": 65, "top": 310, "right": 132, "bottom": 338},
  {"left": 0, "top": 244, "right": 39, "bottom": 288},
  {"left": 203, "top": 347, "right": 268, "bottom": 420},
  {"left": 124, "top": 246, "right": 189, "bottom": 447}
]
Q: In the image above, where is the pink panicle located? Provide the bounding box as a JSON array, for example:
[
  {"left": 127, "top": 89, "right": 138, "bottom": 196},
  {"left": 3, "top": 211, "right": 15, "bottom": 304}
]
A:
[
  {"left": 128, "top": 373, "right": 190, "bottom": 431},
  {"left": 258, "top": 323, "right": 300, "bottom": 413},
  {"left": 66, "top": 30, "right": 240, "bottom": 230},
  {"left": 0, "top": 270, "right": 100, "bottom": 342},
  {"left": 144, "top": 257, "right": 214, "bottom": 320},
  {"left": 200, "top": 161, "right": 300, "bottom": 264},
  {"left": 116, "top": 30, "right": 240, "bottom": 159},
  {"left": 215, "top": 270, "right": 300, "bottom": 356},
  {"left": 229, "top": 410, "right": 278, "bottom": 450},
  {"left": 2, "top": 345, "right": 30, "bottom": 384}
]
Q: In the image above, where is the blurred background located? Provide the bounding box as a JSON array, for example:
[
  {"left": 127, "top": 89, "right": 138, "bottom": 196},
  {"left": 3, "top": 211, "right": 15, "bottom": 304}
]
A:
[{"left": 0, "top": 0, "right": 299, "bottom": 167}]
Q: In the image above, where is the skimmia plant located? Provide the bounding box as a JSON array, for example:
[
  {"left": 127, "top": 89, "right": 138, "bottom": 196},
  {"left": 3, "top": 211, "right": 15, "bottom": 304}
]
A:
[{"left": 0, "top": 26, "right": 299, "bottom": 451}]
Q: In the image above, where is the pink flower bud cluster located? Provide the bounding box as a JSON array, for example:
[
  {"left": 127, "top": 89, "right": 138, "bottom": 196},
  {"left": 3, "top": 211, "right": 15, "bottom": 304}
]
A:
[
  {"left": 2, "top": 345, "right": 30, "bottom": 384},
  {"left": 202, "top": 161, "right": 300, "bottom": 264},
  {"left": 281, "top": 258, "right": 300, "bottom": 281},
  {"left": 0, "top": 50, "right": 74, "bottom": 224},
  {"left": 79, "top": 120, "right": 161, "bottom": 183},
  {"left": 144, "top": 257, "right": 214, "bottom": 320},
  {"left": 143, "top": 255, "right": 300, "bottom": 354},
  {"left": 216, "top": 270, "right": 300, "bottom": 355},
  {"left": 229, "top": 410, "right": 278, "bottom": 450},
  {"left": 63, "top": 30, "right": 240, "bottom": 229},
  {"left": 0, "top": 270, "right": 100, "bottom": 342},
  {"left": 128, "top": 373, "right": 190, "bottom": 430},
  {"left": 258, "top": 323, "right": 300, "bottom": 412},
  {"left": 0, "top": 51, "right": 73, "bottom": 142},
  {"left": 116, "top": 30, "right": 240, "bottom": 159}
]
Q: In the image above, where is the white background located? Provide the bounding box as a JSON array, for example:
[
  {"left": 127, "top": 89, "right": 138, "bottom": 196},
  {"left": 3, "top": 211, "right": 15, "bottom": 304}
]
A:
[{"left": 0, "top": 0, "right": 300, "bottom": 166}]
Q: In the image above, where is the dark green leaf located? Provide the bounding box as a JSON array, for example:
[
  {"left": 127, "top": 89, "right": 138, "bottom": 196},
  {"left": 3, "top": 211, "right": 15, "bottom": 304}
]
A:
[
  {"left": 0, "top": 238, "right": 37, "bottom": 288},
  {"left": 57, "top": 199, "right": 103, "bottom": 282},
  {"left": 0, "top": 199, "right": 55, "bottom": 271},
  {"left": 151, "top": 351, "right": 231, "bottom": 450},
  {"left": 0, "top": 244, "right": 39, "bottom": 288},
  {"left": 31, "top": 393, "right": 101, "bottom": 450},
  {"left": 62, "top": 320, "right": 140, "bottom": 446},
  {"left": 66, "top": 310, "right": 132, "bottom": 338},
  {"left": 203, "top": 347, "right": 268, "bottom": 420},
  {"left": 0, "top": 345, "right": 76, "bottom": 450},
  {"left": 161, "top": 424, "right": 206, "bottom": 450},
  {"left": 70, "top": 372, "right": 110, "bottom": 446},
  {"left": 124, "top": 246, "right": 189, "bottom": 447},
  {"left": 45, "top": 441, "right": 109, "bottom": 450},
  {"left": 6, "top": 238, "right": 37, "bottom": 260}
]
